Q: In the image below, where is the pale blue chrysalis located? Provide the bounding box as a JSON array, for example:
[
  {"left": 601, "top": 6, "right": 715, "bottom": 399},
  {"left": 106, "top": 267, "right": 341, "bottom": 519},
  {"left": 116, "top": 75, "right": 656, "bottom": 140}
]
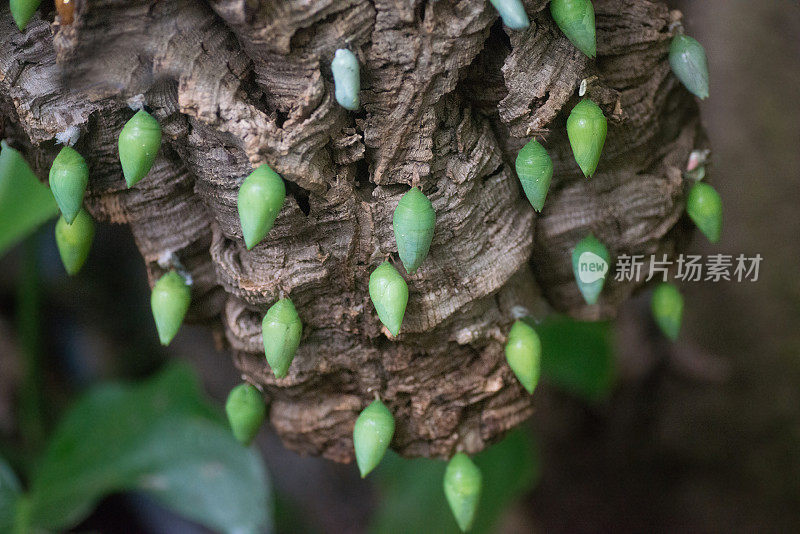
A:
[
  {"left": 331, "top": 49, "right": 361, "bottom": 111},
  {"left": 489, "top": 0, "right": 530, "bottom": 30}
]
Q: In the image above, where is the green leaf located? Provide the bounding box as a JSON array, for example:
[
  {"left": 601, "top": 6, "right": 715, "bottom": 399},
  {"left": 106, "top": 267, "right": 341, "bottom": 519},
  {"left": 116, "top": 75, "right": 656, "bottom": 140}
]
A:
[
  {"left": 535, "top": 315, "right": 616, "bottom": 402},
  {"left": 469, "top": 430, "right": 539, "bottom": 533},
  {"left": 26, "top": 364, "right": 272, "bottom": 534},
  {"left": 370, "top": 429, "right": 539, "bottom": 534},
  {"left": 0, "top": 457, "right": 21, "bottom": 533},
  {"left": 0, "top": 141, "right": 58, "bottom": 256}
]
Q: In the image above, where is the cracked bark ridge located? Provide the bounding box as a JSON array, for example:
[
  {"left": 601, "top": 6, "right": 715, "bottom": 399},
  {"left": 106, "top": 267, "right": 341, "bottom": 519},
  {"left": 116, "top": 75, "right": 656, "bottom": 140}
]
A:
[{"left": 0, "top": 0, "right": 704, "bottom": 461}]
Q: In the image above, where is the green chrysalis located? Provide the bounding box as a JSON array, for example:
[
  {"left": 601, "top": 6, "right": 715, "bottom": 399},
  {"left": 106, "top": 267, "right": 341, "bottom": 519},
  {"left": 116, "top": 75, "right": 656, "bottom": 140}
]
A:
[
  {"left": 515, "top": 139, "right": 553, "bottom": 212},
  {"left": 488, "top": 0, "right": 530, "bottom": 31},
  {"left": 261, "top": 298, "right": 302, "bottom": 379},
  {"left": 686, "top": 181, "right": 722, "bottom": 243},
  {"left": 331, "top": 49, "right": 361, "bottom": 111},
  {"left": 504, "top": 320, "right": 542, "bottom": 394},
  {"left": 368, "top": 262, "right": 408, "bottom": 337},
  {"left": 353, "top": 399, "right": 395, "bottom": 478},
  {"left": 571, "top": 233, "right": 610, "bottom": 305},
  {"left": 567, "top": 99, "right": 607, "bottom": 178},
  {"left": 49, "top": 146, "right": 89, "bottom": 225},
  {"left": 443, "top": 453, "right": 482, "bottom": 532},
  {"left": 393, "top": 188, "right": 435, "bottom": 274},
  {"left": 225, "top": 383, "right": 266, "bottom": 446},
  {"left": 651, "top": 283, "right": 683, "bottom": 341},
  {"left": 118, "top": 109, "right": 162, "bottom": 188},
  {"left": 237, "top": 164, "right": 286, "bottom": 250},
  {"left": 669, "top": 34, "right": 709, "bottom": 100},
  {"left": 150, "top": 270, "right": 191, "bottom": 346},
  {"left": 55, "top": 209, "right": 94, "bottom": 275},
  {"left": 550, "top": 0, "right": 597, "bottom": 58},
  {"left": 10, "top": 0, "right": 42, "bottom": 31}
]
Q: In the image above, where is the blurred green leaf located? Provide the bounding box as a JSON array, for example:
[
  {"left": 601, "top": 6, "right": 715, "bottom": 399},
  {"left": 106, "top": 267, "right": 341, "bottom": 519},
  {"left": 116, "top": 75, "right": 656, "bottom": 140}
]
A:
[
  {"left": 470, "top": 429, "right": 540, "bottom": 533},
  {"left": 0, "top": 457, "right": 21, "bottom": 533},
  {"left": 535, "top": 315, "right": 616, "bottom": 402},
  {"left": 371, "top": 455, "right": 450, "bottom": 534},
  {"left": 17, "top": 240, "right": 46, "bottom": 451},
  {"left": 370, "top": 429, "right": 539, "bottom": 534},
  {"left": 0, "top": 141, "right": 58, "bottom": 256},
  {"left": 24, "top": 363, "right": 272, "bottom": 534}
]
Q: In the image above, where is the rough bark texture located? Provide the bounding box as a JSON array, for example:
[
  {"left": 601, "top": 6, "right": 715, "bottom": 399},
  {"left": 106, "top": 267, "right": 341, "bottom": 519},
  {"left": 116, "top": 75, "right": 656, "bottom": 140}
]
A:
[{"left": 0, "top": 0, "right": 705, "bottom": 462}]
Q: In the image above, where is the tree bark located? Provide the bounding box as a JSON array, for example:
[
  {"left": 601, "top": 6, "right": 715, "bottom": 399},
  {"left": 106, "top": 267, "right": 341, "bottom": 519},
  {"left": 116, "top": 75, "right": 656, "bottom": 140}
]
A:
[{"left": 0, "top": 0, "right": 704, "bottom": 462}]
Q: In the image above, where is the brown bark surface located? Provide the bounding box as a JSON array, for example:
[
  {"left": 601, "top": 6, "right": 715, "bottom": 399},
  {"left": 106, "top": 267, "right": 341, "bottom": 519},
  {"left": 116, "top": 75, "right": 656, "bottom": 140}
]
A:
[{"left": 0, "top": 0, "right": 704, "bottom": 462}]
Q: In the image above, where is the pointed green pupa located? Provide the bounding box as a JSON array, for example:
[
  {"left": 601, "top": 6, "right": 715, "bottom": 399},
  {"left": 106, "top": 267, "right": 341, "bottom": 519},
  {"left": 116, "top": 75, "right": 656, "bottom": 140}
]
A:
[
  {"left": 488, "top": 0, "right": 530, "bottom": 30},
  {"left": 572, "top": 233, "right": 610, "bottom": 305},
  {"left": 567, "top": 99, "right": 607, "bottom": 178},
  {"left": 504, "top": 320, "right": 542, "bottom": 394},
  {"left": 669, "top": 34, "right": 709, "bottom": 100},
  {"left": 49, "top": 146, "right": 88, "bottom": 225},
  {"left": 393, "top": 188, "right": 435, "bottom": 274},
  {"left": 261, "top": 298, "right": 302, "bottom": 379},
  {"left": 651, "top": 283, "right": 683, "bottom": 341},
  {"left": 55, "top": 209, "right": 94, "bottom": 275},
  {"left": 686, "top": 182, "right": 722, "bottom": 243},
  {"left": 331, "top": 49, "right": 361, "bottom": 111},
  {"left": 237, "top": 164, "right": 286, "bottom": 250},
  {"left": 225, "top": 383, "right": 266, "bottom": 446},
  {"left": 443, "top": 453, "right": 482, "bottom": 532},
  {"left": 353, "top": 399, "right": 395, "bottom": 478},
  {"left": 515, "top": 139, "right": 553, "bottom": 212},
  {"left": 368, "top": 262, "right": 408, "bottom": 337},
  {"left": 10, "top": 0, "right": 42, "bottom": 31},
  {"left": 118, "top": 109, "right": 162, "bottom": 188},
  {"left": 550, "top": 0, "right": 597, "bottom": 58},
  {"left": 150, "top": 270, "right": 191, "bottom": 346}
]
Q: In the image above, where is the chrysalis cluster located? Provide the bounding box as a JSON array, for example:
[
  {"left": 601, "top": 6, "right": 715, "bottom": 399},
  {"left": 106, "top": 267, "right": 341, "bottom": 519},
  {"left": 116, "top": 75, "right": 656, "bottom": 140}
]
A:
[
  {"left": 669, "top": 34, "right": 710, "bottom": 100},
  {"left": 55, "top": 209, "right": 94, "bottom": 276},
  {"left": 515, "top": 139, "right": 553, "bottom": 212},
  {"left": 331, "top": 49, "right": 361, "bottom": 111},
  {"left": 21, "top": 14, "right": 719, "bottom": 529},
  {"left": 237, "top": 164, "right": 286, "bottom": 250},
  {"left": 651, "top": 283, "right": 683, "bottom": 341},
  {"left": 550, "top": 0, "right": 597, "bottom": 58},
  {"left": 118, "top": 110, "right": 162, "bottom": 188},
  {"left": 10, "top": 0, "right": 42, "bottom": 31},
  {"left": 686, "top": 182, "right": 722, "bottom": 243},
  {"left": 572, "top": 233, "right": 610, "bottom": 305},
  {"left": 393, "top": 188, "right": 436, "bottom": 274},
  {"left": 150, "top": 270, "right": 191, "bottom": 346},
  {"left": 504, "top": 320, "right": 542, "bottom": 394},
  {"left": 353, "top": 399, "right": 395, "bottom": 478},
  {"left": 443, "top": 453, "right": 482, "bottom": 532},
  {"left": 49, "top": 146, "right": 88, "bottom": 225},
  {"left": 488, "top": 0, "right": 530, "bottom": 31},
  {"left": 261, "top": 298, "right": 302, "bottom": 379},
  {"left": 567, "top": 99, "right": 607, "bottom": 178},
  {"left": 225, "top": 383, "right": 266, "bottom": 446},
  {"left": 368, "top": 262, "right": 409, "bottom": 337}
]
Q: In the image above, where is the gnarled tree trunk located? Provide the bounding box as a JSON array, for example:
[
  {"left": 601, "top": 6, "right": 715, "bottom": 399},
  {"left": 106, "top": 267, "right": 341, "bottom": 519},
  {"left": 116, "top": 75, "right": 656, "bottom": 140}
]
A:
[{"left": 0, "top": 0, "right": 704, "bottom": 463}]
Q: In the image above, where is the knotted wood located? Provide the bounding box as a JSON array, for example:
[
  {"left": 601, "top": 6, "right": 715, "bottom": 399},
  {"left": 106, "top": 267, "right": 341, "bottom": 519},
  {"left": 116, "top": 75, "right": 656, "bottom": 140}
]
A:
[{"left": 0, "top": 0, "right": 704, "bottom": 461}]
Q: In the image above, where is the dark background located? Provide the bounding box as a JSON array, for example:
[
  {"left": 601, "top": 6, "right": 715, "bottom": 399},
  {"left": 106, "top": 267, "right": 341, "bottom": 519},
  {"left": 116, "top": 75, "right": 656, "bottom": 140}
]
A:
[{"left": 1, "top": 1, "right": 799, "bottom": 532}]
